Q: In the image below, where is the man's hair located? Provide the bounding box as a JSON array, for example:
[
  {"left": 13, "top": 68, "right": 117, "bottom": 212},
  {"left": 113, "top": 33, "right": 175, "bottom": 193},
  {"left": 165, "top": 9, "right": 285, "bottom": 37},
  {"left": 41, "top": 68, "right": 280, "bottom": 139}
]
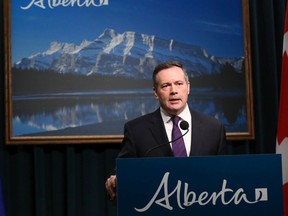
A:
[{"left": 152, "top": 61, "right": 189, "bottom": 88}]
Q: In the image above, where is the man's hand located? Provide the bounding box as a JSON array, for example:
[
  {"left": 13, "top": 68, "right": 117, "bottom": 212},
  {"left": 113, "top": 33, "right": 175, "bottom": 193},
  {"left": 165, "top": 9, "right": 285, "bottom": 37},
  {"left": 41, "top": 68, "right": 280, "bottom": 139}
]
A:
[{"left": 105, "top": 175, "right": 117, "bottom": 201}]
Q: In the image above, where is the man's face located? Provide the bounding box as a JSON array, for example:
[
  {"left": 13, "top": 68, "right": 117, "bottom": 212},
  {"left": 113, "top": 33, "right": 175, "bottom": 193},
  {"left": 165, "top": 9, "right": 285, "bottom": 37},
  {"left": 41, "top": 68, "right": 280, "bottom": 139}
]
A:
[{"left": 153, "top": 66, "right": 190, "bottom": 116}]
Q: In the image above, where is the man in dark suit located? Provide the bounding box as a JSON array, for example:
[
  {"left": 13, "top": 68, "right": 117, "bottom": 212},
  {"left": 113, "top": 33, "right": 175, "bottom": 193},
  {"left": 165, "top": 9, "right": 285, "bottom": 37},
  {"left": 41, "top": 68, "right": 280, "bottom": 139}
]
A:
[
  {"left": 118, "top": 108, "right": 226, "bottom": 158},
  {"left": 105, "top": 61, "right": 227, "bottom": 200}
]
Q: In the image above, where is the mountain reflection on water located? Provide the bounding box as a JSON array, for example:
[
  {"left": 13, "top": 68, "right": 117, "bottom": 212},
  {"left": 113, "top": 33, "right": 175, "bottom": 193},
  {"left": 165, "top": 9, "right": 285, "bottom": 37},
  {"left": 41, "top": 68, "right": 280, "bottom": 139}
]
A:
[{"left": 12, "top": 89, "right": 247, "bottom": 136}]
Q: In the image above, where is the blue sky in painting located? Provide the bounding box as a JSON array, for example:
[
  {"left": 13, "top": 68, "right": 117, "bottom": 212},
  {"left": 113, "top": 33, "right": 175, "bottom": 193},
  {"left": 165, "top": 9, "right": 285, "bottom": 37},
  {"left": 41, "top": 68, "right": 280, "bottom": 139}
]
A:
[{"left": 12, "top": 0, "right": 244, "bottom": 62}]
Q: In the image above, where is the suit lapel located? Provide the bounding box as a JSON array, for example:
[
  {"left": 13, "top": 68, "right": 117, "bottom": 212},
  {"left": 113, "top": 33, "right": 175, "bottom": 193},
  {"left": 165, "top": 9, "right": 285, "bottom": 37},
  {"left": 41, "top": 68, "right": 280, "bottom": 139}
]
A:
[
  {"left": 190, "top": 110, "right": 204, "bottom": 156},
  {"left": 149, "top": 109, "right": 174, "bottom": 156}
]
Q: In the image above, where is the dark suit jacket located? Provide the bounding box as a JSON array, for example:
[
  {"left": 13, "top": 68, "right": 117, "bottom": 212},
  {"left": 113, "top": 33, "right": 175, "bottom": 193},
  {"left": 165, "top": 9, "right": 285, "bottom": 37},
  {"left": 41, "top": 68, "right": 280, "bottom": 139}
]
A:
[{"left": 118, "top": 108, "right": 227, "bottom": 158}]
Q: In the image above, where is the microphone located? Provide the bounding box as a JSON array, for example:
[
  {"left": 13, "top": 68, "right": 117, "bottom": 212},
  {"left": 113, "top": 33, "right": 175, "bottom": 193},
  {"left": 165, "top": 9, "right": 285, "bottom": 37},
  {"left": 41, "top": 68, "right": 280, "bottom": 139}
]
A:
[
  {"left": 179, "top": 120, "right": 189, "bottom": 130},
  {"left": 145, "top": 120, "right": 189, "bottom": 157}
]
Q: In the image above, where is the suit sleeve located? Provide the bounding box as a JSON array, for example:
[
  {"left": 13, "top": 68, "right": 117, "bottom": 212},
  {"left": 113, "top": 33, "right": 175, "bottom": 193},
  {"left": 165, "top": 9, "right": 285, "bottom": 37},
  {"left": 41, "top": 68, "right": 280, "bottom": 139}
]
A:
[
  {"left": 117, "top": 123, "right": 137, "bottom": 158},
  {"left": 217, "top": 122, "right": 227, "bottom": 155}
]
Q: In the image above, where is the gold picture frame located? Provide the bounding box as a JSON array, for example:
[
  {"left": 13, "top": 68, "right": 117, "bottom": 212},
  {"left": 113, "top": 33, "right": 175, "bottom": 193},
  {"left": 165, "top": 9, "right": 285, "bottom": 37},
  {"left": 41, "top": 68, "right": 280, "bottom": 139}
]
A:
[{"left": 4, "top": 0, "right": 254, "bottom": 144}]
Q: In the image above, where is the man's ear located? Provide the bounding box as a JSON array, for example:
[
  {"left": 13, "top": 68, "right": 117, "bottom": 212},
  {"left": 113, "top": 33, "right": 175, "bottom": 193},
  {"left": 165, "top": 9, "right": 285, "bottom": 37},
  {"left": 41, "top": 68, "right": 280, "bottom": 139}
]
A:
[{"left": 153, "top": 87, "right": 159, "bottom": 99}]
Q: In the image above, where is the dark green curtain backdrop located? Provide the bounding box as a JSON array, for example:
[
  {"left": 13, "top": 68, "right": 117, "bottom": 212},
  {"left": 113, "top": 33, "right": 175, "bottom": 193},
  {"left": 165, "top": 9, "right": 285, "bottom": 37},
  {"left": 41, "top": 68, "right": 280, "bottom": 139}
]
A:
[{"left": 0, "top": 0, "right": 286, "bottom": 215}]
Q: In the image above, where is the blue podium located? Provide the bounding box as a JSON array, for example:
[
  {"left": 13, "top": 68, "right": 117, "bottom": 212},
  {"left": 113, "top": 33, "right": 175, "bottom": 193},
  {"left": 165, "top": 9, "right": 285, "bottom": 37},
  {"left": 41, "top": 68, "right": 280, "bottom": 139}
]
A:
[{"left": 117, "top": 154, "right": 283, "bottom": 216}]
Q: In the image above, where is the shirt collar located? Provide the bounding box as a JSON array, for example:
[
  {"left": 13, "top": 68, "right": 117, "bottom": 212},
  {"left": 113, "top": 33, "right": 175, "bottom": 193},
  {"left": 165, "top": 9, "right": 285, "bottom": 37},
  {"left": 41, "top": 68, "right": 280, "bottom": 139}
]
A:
[{"left": 160, "top": 104, "right": 190, "bottom": 123}]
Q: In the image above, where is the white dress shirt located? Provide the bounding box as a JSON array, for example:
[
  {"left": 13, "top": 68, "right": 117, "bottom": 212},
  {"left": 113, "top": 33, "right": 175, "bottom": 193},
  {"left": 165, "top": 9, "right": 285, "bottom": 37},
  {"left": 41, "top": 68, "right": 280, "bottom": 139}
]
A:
[{"left": 160, "top": 104, "right": 192, "bottom": 156}]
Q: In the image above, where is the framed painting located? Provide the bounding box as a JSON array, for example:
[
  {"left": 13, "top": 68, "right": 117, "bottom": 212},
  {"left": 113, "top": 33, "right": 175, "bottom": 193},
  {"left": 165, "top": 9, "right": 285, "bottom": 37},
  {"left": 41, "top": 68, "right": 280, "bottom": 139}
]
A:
[{"left": 4, "top": 0, "right": 254, "bottom": 144}]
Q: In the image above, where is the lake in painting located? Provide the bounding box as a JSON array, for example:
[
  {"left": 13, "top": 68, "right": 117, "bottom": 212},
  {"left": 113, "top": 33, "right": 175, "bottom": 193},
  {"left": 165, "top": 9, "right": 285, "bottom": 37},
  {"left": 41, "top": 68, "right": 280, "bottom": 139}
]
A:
[{"left": 12, "top": 88, "right": 247, "bottom": 136}]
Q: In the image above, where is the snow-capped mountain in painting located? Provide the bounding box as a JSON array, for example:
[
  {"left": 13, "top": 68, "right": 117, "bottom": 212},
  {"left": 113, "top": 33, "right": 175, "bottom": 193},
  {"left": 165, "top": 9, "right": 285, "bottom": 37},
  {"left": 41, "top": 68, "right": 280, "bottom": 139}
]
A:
[{"left": 14, "top": 28, "right": 243, "bottom": 78}]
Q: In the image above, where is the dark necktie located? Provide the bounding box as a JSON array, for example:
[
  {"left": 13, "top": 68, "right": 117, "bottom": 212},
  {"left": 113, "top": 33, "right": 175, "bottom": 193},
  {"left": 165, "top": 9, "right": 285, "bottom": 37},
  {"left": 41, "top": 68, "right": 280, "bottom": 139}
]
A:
[{"left": 171, "top": 116, "right": 187, "bottom": 157}]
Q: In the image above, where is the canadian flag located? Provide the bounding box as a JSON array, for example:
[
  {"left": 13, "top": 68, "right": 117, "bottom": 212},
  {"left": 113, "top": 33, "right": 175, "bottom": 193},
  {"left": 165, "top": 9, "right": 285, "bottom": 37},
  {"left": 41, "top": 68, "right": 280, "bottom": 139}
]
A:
[{"left": 276, "top": 4, "right": 288, "bottom": 216}]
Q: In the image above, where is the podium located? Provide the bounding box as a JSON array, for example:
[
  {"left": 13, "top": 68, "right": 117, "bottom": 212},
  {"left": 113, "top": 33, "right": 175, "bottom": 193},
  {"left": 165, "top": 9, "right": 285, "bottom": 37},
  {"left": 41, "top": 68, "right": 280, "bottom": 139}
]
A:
[{"left": 116, "top": 154, "right": 283, "bottom": 216}]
